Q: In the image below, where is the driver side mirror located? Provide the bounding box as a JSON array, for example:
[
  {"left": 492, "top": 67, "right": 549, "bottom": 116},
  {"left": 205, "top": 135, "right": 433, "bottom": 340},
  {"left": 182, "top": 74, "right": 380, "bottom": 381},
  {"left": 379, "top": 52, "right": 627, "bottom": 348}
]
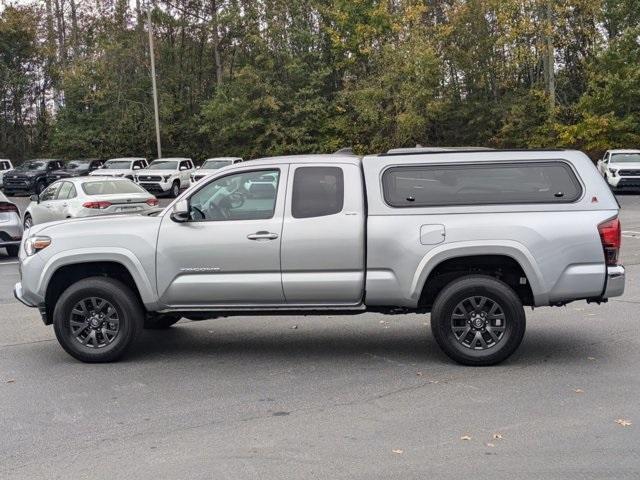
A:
[
  {"left": 170, "top": 199, "right": 190, "bottom": 223},
  {"left": 30, "top": 194, "right": 40, "bottom": 204}
]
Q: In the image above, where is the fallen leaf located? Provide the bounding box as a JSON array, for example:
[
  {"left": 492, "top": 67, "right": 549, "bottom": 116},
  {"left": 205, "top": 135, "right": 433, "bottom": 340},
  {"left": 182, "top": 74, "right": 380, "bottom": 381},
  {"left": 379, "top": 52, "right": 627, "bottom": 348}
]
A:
[
  {"left": 615, "top": 419, "right": 632, "bottom": 427},
  {"left": 486, "top": 443, "right": 495, "bottom": 448},
  {"left": 587, "top": 357, "right": 596, "bottom": 361},
  {"left": 392, "top": 449, "right": 403, "bottom": 454},
  {"left": 416, "top": 371, "right": 423, "bottom": 376},
  {"left": 291, "top": 325, "right": 298, "bottom": 330},
  {"left": 6, "top": 379, "right": 15, "bottom": 384},
  {"left": 574, "top": 389, "right": 584, "bottom": 394},
  {"left": 460, "top": 435, "right": 472, "bottom": 441},
  {"left": 492, "top": 433, "right": 503, "bottom": 440}
]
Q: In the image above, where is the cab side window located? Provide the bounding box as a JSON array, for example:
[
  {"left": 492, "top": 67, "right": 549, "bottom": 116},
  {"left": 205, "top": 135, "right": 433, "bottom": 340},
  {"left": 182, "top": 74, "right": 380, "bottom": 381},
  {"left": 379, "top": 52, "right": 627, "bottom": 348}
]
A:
[
  {"left": 291, "top": 167, "right": 344, "bottom": 219},
  {"left": 180, "top": 161, "right": 190, "bottom": 171},
  {"left": 189, "top": 169, "right": 280, "bottom": 221}
]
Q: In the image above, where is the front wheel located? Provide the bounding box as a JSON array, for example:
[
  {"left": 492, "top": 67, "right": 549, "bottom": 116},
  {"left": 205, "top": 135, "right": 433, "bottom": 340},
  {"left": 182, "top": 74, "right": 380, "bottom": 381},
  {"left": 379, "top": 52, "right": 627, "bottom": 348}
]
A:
[
  {"left": 430, "top": 275, "right": 526, "bottom": 366},
  {"left": 23, "top": 214, "right": 33, "bottom": 229},
  {"left": 170, "top": 181, "right": 180, "bottom": 198},
  {"left": 53, "top": 277, "right": 143, "bottom": 362}
]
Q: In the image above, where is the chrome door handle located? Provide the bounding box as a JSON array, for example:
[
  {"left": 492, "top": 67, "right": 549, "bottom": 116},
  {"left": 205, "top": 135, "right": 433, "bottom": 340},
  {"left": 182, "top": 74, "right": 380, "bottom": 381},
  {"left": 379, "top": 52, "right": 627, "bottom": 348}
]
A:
[{"left": 247, "top": 231, "right": 279, "bottom": 240}]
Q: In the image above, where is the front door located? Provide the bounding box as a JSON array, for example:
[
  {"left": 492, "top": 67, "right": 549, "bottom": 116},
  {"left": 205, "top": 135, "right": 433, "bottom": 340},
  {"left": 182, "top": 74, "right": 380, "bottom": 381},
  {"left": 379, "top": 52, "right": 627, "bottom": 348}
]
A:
[
  {"left": 156, "top": 166, "right": 288, "bottom": 308},
  {"left": 281, "top": 163, "right": 365, "bottom": 305}
]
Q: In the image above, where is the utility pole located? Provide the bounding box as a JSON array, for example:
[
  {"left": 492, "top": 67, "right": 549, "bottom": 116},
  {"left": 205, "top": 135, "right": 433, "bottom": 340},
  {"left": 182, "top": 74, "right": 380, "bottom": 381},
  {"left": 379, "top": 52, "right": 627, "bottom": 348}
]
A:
[{"left": 147, "top": 3, "right": 162, "bottom": 158}]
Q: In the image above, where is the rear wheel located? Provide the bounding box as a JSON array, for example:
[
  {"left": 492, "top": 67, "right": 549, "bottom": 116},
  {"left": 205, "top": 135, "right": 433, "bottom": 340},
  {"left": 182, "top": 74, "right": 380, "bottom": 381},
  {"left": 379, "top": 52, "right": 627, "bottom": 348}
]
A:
[
  {"left": 5, "top": 245, "right": 18, "bottom": 257},
  {"left": 53, "top": 277, "right": 143, "bottom": 362},
  {"left": 430, "top": 275, "right": 526, "bottom": 366}
]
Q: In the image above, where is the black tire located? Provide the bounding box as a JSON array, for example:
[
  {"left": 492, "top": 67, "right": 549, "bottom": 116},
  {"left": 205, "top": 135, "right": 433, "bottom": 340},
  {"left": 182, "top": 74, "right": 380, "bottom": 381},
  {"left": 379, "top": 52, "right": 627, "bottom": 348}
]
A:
[
  {"left": 53, "top": 277, "right": 143, "bottom": 363},
  {"left": 5, "top": 245, "right": 19, "bottom": 257},
  {"left": 144, "top": 313, "right": 181, "bottom": 329},
  {"left": 35, "top": 180, "right": 46, "bottom": 195},
  {"left": 170, "top": 180, "right": 180, "bottom": 198},
  {"left": 23, "top": 214, "right": 32, "bottom": 230},
  {"left": 430, "top": 275, "right": 526, "bottom": 366}
]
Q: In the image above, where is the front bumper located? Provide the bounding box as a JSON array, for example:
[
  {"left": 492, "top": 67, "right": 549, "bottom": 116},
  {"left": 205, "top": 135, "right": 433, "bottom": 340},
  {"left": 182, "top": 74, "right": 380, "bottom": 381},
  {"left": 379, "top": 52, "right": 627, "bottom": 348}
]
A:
[
  {"left": 14, "top": 282, "right": 36, "bottom": 307},
  {"left": 603, "top": 265, "right": 625, "bottom": 298},
  {"left": 138, "top": 182, "right": 171, "bottom": 193},
  {"left": 608, "top": 175, "right": 640, "bottom": 188}
]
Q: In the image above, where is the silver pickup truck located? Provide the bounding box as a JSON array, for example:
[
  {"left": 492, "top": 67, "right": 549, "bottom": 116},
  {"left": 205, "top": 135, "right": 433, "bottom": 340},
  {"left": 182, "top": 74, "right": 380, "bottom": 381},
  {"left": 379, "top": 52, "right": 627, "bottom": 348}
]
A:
[{"left": 14, "top": 149, "right": 625, "bottom": 365}]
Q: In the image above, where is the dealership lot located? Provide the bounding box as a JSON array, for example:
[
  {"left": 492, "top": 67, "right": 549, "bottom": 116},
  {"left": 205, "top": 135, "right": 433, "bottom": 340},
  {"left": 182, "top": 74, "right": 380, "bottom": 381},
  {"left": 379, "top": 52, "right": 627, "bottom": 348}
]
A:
[{"left": 1, "top": 195, "right": 639, "bottom": 479}]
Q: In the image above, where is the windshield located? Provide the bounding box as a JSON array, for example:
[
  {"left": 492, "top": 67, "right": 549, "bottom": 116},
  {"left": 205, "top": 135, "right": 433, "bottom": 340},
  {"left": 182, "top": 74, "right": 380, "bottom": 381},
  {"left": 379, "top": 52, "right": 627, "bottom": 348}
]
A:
[
  {"left": 82, "top": 180, "right": 146, "bottom": 195},
  {"left": 15, "top": 161, "right": 47, "bottom": 171},
  {"left": 103, "top": 160, "right": 132, "bottom": 169},
  {"left": 611, "top": 153, "right": 640, "bottom": 164},
  {"left": 66, "top": 161, "right": 89, "bottom": 169},
  {"left": 148, "top": 161, "right": 178, "bottom": 170},
  {"left": 202, "top": 160, "right": 232, "bottom": 169}
]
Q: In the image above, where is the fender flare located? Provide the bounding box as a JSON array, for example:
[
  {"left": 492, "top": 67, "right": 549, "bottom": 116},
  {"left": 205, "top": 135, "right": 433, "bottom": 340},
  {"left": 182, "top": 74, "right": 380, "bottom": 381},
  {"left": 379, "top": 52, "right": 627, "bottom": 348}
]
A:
[
  {"left": 37, "top": 247, "right": 157, "bottom": 306},
  {"left": 409, "top": 240, "right": 548, "bottom": 307}
]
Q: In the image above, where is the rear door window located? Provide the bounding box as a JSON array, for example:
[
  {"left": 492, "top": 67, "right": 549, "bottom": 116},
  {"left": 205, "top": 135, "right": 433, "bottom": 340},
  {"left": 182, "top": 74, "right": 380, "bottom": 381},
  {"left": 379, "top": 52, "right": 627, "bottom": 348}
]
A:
[
  {"left": 291, "top": 167, "right": 344, "bottom": 218},
  {"left": 56, "top": 182, "right": 74, "bottom": 200},
  {"left": 382, "top": 162, "right": 582, "bottom": 207}
]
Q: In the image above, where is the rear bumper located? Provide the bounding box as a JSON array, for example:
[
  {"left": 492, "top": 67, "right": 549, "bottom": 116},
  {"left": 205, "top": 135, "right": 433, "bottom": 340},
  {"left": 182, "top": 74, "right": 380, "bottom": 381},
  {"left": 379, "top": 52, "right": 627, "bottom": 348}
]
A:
[{"left": 603, "top": 265, "right": 625, "bottom": 298}]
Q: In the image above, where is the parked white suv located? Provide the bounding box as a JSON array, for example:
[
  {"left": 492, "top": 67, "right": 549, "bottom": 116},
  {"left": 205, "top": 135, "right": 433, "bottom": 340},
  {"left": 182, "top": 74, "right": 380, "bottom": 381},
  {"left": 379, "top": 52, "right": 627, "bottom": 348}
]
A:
[
  {"left": 89, "top": 158, "right": 148, "bottom": 180},
  {"left": 135, "top": 158, "right": 195, "bottom": 197},
  {"left": 0, "top": 159, "right": 14, "bottom": 189},
  {"left": 597, "top": 149, "right": 640, "bottom": 190},
  {"left": 191, "top": 157, "right": 243, "bottom": 183}
]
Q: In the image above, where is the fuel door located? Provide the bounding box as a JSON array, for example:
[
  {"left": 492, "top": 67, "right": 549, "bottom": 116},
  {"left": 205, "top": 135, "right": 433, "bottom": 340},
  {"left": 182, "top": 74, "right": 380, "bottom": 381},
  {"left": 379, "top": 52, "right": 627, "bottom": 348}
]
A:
[{"left": 420, "top": 224, "right": 446, "bottom": 245}]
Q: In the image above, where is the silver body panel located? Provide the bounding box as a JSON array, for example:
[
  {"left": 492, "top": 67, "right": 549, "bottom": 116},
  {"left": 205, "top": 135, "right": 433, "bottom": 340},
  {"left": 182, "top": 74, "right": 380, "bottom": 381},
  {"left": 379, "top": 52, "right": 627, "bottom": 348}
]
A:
[{"left": 16, "top": 151, "right": 624, "bottom": 314}]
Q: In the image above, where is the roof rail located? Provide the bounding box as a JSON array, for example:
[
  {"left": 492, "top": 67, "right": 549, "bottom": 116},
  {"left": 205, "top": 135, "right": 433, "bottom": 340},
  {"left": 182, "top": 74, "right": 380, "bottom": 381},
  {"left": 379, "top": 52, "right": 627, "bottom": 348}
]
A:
[
  {"left": 381, "top": 147, "right": 566, "bottom": 157},
  {"left": 386, "top": 146, "right": 494, "bottom": 155}
]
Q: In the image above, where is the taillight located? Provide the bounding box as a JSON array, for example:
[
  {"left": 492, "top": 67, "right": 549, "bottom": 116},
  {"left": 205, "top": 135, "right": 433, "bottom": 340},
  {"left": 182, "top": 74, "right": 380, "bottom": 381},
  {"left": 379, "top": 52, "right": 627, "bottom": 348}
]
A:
[
  {"left": 82, "top": 201, "right": 112, "bottom": 209},
  {"left": 0, "top": 202, "right": 19, "bottom": 214},
  {"left": 598, "top": 217, "right": 621, "bottom": 266},
  {"left": 146, "top": 198, "right": 159, "bottom": 207}
]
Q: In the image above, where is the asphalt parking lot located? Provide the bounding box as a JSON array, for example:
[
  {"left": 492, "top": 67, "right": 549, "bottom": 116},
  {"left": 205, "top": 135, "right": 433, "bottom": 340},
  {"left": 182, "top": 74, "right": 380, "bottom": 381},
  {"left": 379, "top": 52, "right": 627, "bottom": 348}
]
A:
[{"left": 1, "top": 194, "right": 639, "bottom": 479}]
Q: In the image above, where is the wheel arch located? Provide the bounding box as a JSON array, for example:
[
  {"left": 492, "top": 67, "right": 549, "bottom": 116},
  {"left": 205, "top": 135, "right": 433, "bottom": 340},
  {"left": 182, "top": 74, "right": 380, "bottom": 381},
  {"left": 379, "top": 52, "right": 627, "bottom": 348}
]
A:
[
  {"left": 411, "top": 242, "right": 547, "bottom": 308},
  {"left": 40, "top": 250, "right": 157, "bottom": 324}
]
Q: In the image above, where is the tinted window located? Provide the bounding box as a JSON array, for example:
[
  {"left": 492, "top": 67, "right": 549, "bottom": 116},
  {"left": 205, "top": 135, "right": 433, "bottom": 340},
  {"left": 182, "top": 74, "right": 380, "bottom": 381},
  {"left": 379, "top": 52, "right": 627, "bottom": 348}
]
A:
[
  {"left": 189, "top": 169, "right": 279, "bottom": 221},
  {"left": 82, "top": 180, "right": 146, "bottom": 195},
  {"left": 148, "top": 161, "right": 178, "bottom": 170},
  {"left": 57, "top": 182, "right": 74, "bottom": 199},
  {"left": 292, "top": 167, "right": 344, "bottom": 218},
  {"left": 103, "top": 160, "right": 132, "bottom": 169},
  {"left": 40, "top": 183, "right": 61, "bottom": 201},
  {"left": 179, "top": 161, "right": 190, "bottom": 170},
  {"left": 382, "top": 162, "right": 582, "bottom": 207},
  {"left": 202, "top": 160, "right": 232, "bottom": 169},
  {"left": 611, "top": 153, "right": 640, "bottom": 163}
]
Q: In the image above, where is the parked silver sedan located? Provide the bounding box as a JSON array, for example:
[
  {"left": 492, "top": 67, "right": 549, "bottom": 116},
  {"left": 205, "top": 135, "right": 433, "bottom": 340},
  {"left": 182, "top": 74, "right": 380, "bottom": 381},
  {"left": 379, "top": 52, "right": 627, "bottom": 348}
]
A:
[
  {"left": 23, "top": 177, "right": 159, "bottom": 227},
  {"left": 0, "top": 191, "right": 22, "bottom": 256}
]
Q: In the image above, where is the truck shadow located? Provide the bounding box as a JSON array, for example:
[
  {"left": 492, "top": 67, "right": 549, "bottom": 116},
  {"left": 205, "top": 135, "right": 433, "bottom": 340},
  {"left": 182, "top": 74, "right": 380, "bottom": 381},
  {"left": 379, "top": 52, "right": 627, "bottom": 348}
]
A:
[{"left": 127, "top": 321, "right": 609, "bottom": 366}]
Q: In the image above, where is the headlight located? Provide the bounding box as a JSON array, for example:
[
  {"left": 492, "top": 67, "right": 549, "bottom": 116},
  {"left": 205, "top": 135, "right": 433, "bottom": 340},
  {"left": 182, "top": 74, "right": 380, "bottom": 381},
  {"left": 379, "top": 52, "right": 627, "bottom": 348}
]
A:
[
  {"left": 24, "top": 236, "right": 51, "bottom": 256},
  {"left": 163, "top": 175, "right": 171, "bottom": 182}
]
